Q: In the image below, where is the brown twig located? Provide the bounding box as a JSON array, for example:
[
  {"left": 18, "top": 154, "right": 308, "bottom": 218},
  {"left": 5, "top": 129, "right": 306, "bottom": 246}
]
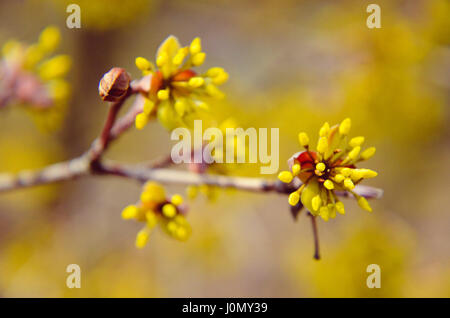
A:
[
  {"left": 0, "top": 156, "right": 383, "bottom": 200},
  {"left": 308, "top": 213, "right": 321, "bottom": 260},
  {"left": 89, "top": 97, "right": 127, "bottom": 163}
]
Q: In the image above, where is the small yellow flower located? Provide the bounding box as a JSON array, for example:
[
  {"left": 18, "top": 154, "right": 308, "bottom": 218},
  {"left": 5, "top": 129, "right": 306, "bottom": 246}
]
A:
[
  {"left": 122, "top": 181, "right": 191, "bottom": 248},
  {"left": 278, "top": 119, "right": 379, "bottom": 221},
  {"left": 0, "top": 26, "right": 71, "bottom": 131},
  {"left": 134, "top": 35, "right": 228, "bottom": 131}
]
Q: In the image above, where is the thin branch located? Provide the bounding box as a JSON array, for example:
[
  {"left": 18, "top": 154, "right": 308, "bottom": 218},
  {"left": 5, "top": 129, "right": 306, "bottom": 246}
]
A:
[
  {"left": 147, "top": 154, "right": 175, "bottom": 169},
  {"left": 0, "top": 157, "right": 383, "bottom": 200},
  {"left": 0, "top": 156, "right": 89, "bottom": 191},
  {"left": 89, "top": 97, "right": 126, "bottom": 163},
  {"left": 96, "top": 160, "right": 288, "bottom": 192},
  {"left": 108, "top": 93, "right": 145, "bottom": 141},
  {"left": 308, "top": 213, "right": 320, "bottom": 260}
]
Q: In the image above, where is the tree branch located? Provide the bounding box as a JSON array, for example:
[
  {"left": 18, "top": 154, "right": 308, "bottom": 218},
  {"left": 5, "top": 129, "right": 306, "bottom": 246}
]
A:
[
  {"left": 0, "top": 68, "right": 383, "bottom": 203},
  {"left": 0, "top": 156, "right": 383, "bottom": 201}
]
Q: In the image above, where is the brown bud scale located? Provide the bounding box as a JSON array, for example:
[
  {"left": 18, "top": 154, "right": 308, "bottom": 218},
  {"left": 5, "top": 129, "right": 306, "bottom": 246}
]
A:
[{"left": 99, "top": 67, "right": 131, "bottom": 102}]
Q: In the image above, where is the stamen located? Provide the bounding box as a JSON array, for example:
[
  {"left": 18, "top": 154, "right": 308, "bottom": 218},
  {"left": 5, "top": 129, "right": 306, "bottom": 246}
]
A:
[
  {"left": 339, "top": 118, "right": 351, "bottom": 135},
  {"left": 292, "top": 163, "right": 301, "bottom": 175},
  {"left": 344, "top": 178, "right": 355, "bottom": 190},
  {"left": 349, "top": 136, "right": 364, "bottom": 147},
  {"left": 298, "top": 132, "right": 309, "bottom": 147},
  {"left": 288, "top": 192, "right": 300, "bottom": 206},
  {"left": 361, "top": 147, "right": 376, "bottom": 160},
  {"left": 323, "top": 179, "right": 334, "bottom": 190},
  {"left": 317, "top": 137, "right": 328, "bottom": 154},
  {"left": 312, "top": 195, "right": 321, "bottom": 212},
  {"left": 278, "top": 171, "right": 293, "bottom": 183},
  {"left": 316, "top": 162, "right": 326, "bottom": 172}
]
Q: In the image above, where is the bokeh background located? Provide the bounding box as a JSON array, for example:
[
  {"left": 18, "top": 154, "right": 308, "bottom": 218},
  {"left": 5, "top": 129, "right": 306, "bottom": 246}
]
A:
[{"left": 0, "top": 0, "right": 449, "bottom": 297}]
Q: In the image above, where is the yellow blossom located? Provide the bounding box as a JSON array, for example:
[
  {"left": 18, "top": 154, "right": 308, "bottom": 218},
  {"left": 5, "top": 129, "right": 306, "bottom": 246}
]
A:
[
  {"left": 1, "top": 26, "right": 71, "bottom": 131},
  {"left": 133, "top": 35, "right": 228, "bottom": 131},
  {"left": 278, "top": 119, "right": 379, "bottom": 219},
  {"left": 122, "top": 181, "right": 191, "bottom": 246}
]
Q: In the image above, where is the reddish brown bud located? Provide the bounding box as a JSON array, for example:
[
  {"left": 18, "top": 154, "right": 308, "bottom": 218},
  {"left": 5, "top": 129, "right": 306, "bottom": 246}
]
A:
[{"left": 99, "top": 67, "right": 131, "bottom": 102}]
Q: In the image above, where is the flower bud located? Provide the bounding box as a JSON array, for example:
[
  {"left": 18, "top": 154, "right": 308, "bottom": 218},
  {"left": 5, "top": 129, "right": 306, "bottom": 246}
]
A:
[
  {"left": 298, "top": 132, "right": 309, "bottom": 147},
  {"left": 288, "top": 192, "right": 300, "bottom": 206},
  {"left": 339, "top": 118, "right": 351, "bottom": 135},
  {"left": 99, "top": 67, "right": 131, "bottom": 102}
]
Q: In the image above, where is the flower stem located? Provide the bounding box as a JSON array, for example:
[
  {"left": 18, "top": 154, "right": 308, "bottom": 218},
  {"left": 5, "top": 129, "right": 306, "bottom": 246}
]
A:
[{"left": 308, "top": 213, "right": 321, "bottom": 260}]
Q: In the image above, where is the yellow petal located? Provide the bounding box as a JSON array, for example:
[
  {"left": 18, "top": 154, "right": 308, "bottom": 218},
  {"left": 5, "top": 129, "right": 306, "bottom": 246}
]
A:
[
  {"left": 316, "top": 162, "right": 326, "bottom": 172},
  {"left": 357, "top": 196, "right": 373, "bottom": 212},
  {"left": 121, "top": 205, "right": 139, "bottom": 220},
  {"left": 171, "top": 194, "right": 184, "bottom": 206},
  {"left": 348, "top": 146, "right": 361, "bottom": 160},
  {"left": 298, "top": 132, "right": 309, "bottom": 147},
  {"left": 141, "top": 181, "right": 166, "bottom": 203},
  {"left": 192, "top": 52, "right": 206, "bottom": 66},
  {"left": 349, "top": 136, "right": 364, "bottom": 148},
  {"left": 292, "top": 163, "right": 301, "bottom": 176},
  {"left": 323, "top": 179, "right": 334, "bottom": 190},
  {"left": 146, "top": 211, "right": 158, "bottom": 228},
  {"left": 278, "top": 171, "right": 293, "bottom": 183},
  {"left": 343, "top": 178, "right": 355, "bottom": 190},
  {"left": 319, "top": 206, "right": 329, "bottom": 221},
  {"left": 189, "top": 37, "right": 202, "bottom": 55},
  {"left": 288, "top": 192, "right": 300, "bottom": 206},
  {"left": 39, "top": 26, "right": 60, "bottom": 52},
  {"left": 339, "top": 118, "right": 351, "bottom": 135},
  {"left": 156, "top": 35, "right": 181, "bottom": 61},
  {"left": 361, "top": 147, "right": 376, "bottom": 160},
  {"left": 361, "top": 169, "right": 378, "bottom": 178},
  {"left": 317, "top": 137, "right": 328, "bottom": 154},
  {"left": 135, "top": 228, "right": 150, "bottom": 249},
  {"left": 162, "top": 203, "right": 177, "bottom": 218},
  {"left": 335, "top": 201, "right": 345, "bottom": 214},
  {"left": 319, "top": 122, "right": 330, "bottom": 137},
  {"left": 135, "top": 113, "right": 148, "bottom": 130},
  {"left": 301, "top": 179, "right": 321, "bottom": 214},
  {"left": 135, "top": 57, "right": 152, "bottom": 71}
]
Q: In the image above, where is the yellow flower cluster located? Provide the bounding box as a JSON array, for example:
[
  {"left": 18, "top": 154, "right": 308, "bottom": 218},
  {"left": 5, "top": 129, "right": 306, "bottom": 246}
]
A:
[
  {"left": 134, "top": 35, "right": 228, "bottom": 131},
  {"left": 1, "top": 26, "right": 71, "bottom": 129},
  {"left": 278, "top": 118, "right": 377, "bottom": 221},
  {"left": 121, "top": 181, "right": 191, "bottom": 248}
]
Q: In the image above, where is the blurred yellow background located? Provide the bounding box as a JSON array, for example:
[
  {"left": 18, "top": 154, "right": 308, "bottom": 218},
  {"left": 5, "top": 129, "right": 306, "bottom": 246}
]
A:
[{"left": 0, "top": 0, "right": 449, "bottom": 297}]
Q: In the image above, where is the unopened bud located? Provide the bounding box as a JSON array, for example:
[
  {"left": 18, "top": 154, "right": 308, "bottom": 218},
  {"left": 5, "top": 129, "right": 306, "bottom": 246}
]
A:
[{"left": 99, "top": 67, "right": 131, "bottom": 102}]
